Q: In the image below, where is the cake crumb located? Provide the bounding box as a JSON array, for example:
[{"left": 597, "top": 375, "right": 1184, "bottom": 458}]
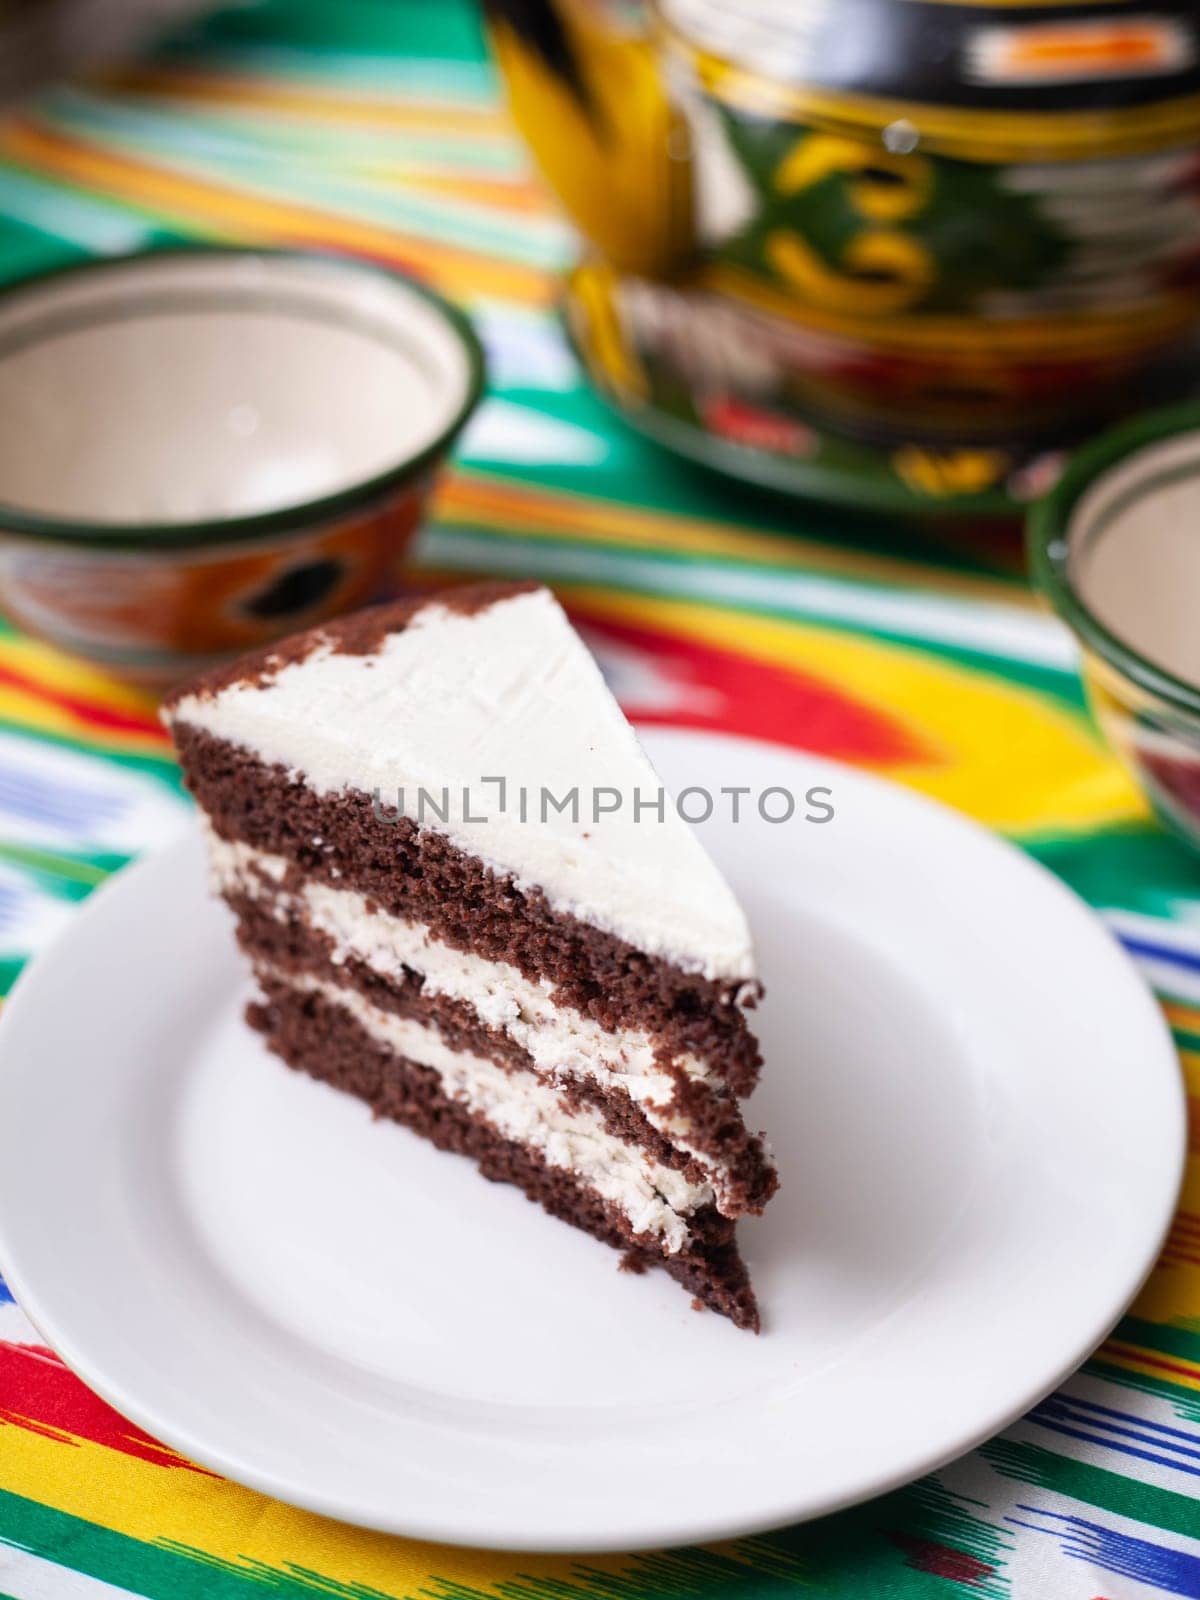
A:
[{"left": 618, "top": 1249, "right": 647, "bottom": 1275}]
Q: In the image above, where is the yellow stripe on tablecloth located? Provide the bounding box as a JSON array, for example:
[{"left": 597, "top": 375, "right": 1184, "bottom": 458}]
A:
[
  {"left": 1162, "top": 1000, "right": 1200, "bottom": 1040},
  {"left": 354, "top": 166, "right": 550, "bottom": 211},
  {"left": 0, "top": 635, "right": 155, "bottom": 714},
  {"left": 560, "top": 584, "right": 1145, "bottom": 836},
  {"left": 1104, "top": 1045, "right": 1199, "bottom": 1335},
  {"left": 0, "top": 1423, "right": 615, "bottom": 1596},
  {"left": 0, "top": 635, "right": 167, "bottom": 756},
  {"left": 436, "top": 473, "right": 1032, "bottom": 604},
  {"left": 1097, "top": 1344, "right": 1200, "bottom": 1396},
  {"left": 105, "top": 66, "right": 512, "bottom": 137},
  {"left": 0, "top": 119, "right": 553, "bottom": 308}
]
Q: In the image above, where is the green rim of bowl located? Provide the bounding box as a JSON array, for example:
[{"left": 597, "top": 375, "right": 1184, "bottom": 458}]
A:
[
  {"left": 1028, "top": 400, "right": 1200, "bottom": 720},
  {"left": 0, "top": 245, "right": 487, "bottom": 552}
]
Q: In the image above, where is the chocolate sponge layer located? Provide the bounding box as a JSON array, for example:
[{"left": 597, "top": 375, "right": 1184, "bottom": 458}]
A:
[
  {"left": 225, "top": 885, "right": 778, "bottom": 1218},
  {"left": 249, "top": 973, "right": 762, "bottom": 1332},
  {"left": 173, "top": 720, "right": 762, "bottom": 1093}
]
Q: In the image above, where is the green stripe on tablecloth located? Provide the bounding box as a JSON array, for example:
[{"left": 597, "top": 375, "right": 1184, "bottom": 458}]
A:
[
  {"left": 162, "top": 0, "right": 491, "bottom": 68},
  {"left": 0, "top": 716, "right": 183, "bottom": 792},
  {"left": 0, "top": 844, "right": 117, "bottom": 894},
  {"left": 1085, "top": 1361, "right": 1200, "bottom": 1423},
  {"left": 0, "top": 167, "right": 159, "bottom": 257},
  {"left": 1115, "top": 1319, "right": 1200, "bottom": 1365},
  {"left": 0, "top": 1485, "right": 1013, "bottom": 1600},
  {"left": 982, "top": 1442, "right": 1200, "bottom": 1538},
  {"left": 0, "top": 1490, "right": 345, "bottom": 1600},
  {"left": 0, "top": 215, "right": 89, "bottom": 281}
]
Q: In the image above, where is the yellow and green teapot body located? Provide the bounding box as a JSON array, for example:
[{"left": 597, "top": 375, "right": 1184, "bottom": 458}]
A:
[{"left": 484, "top": 0, "right": 1200, "bottom": 512}]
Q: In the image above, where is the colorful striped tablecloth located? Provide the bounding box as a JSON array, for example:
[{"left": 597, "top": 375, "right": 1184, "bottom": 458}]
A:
[{"left": 0, "top": 2, "right": 1198, "bottom": 1595}]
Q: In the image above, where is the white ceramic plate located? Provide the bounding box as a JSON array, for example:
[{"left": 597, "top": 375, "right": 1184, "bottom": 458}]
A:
[{"left": 0, "top": 730, "right": 1184, "bottom": 1552}]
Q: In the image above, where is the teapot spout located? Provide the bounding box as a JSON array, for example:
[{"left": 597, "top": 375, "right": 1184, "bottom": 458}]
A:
[{"left": 484, "top": 0, "right": 693, "bottom": 279}]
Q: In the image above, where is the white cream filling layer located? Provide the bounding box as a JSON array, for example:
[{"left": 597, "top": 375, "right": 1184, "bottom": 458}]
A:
[
  {"left": 265, "top": 965, "right": 711, "bottom": 1252},
  {"left": 211, "top": 835, "right": 693, "bottom": 1093},
  {"left": 209, "top": 833, "right": 744, "bottom": 1211}
]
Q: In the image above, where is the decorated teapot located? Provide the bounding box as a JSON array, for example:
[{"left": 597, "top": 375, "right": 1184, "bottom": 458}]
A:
[{"left": 484, "top": 0, "right": 1200, "bottom": 513}]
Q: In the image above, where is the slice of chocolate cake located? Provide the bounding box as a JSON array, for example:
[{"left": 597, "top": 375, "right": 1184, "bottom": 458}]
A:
[{"left": 163, "top": 581, "right": 776, "bottom": 1330}]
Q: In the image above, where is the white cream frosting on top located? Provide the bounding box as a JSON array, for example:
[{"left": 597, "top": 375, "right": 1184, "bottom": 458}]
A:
[{"left": 169, "top": 586, "right": 755, "bottom": 982}]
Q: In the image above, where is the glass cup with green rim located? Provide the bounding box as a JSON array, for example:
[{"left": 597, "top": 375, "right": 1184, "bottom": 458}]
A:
[{"left": 1029, "top": 402, "right": 1200, "bottom": 852}]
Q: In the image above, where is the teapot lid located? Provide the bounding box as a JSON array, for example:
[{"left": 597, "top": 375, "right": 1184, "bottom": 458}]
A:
[{"left": 657, "top": 0, "right": 1200, "bottom": 121}]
